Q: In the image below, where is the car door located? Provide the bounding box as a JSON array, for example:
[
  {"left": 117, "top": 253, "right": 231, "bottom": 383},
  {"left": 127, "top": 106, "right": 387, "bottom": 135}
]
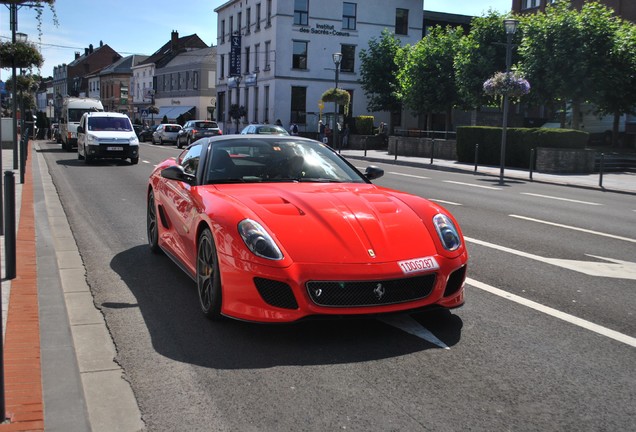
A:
[{"left": 161, "top": 144, "right": 203, "bottom": 271}]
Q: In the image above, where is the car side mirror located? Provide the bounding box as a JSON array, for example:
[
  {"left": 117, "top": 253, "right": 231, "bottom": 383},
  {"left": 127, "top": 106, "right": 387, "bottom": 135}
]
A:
[
  {"left": 77, "top": 125, "right": 84, "bottom": 133},
  {"left": 161, "top": 165, "right": 196, "bottom": 186},
  {"left": 364, "top": 166, "right": 384, "bottom": 180}
]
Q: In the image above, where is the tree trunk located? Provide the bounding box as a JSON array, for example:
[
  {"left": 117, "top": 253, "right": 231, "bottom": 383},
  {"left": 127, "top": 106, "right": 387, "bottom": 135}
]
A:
[
  {"left": 612, "top": 112, "right": 621, "bottom": 147},
  {"left": 571, "top": 100, "right": 581, "bottom": 130}
]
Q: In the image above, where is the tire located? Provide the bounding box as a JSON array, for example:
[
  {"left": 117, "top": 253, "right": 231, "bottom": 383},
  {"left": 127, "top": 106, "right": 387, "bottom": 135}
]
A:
[
  {"left": 187, "top": 137, "right": 192, "bottom": 147},
  {"left": 197, "top": 228, "right": 223, "bottom": 320},
  {"left": 147, "top": 190, "right": 161, "bottom": 254},
  {"left": 177, "top": 138, "right": 182, "bottom": 149},
  {"left": 131, "top": 157, "right": 139, "bottom": 165},
  {"left": 78, "top": 149, "right": 84, "bottom": 160},
  {"left": 159, "top": 137, "right": 163, "bottom": 146}
]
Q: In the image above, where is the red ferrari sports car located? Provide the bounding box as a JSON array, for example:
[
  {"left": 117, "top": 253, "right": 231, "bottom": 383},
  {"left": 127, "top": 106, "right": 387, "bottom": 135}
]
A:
[{"left": 147, "top": 135, "right": 467, "bottom": 322}]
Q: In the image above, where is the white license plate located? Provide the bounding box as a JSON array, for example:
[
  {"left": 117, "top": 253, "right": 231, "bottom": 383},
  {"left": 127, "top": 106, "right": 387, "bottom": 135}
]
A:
[
  {"left": 398, "top": 256, "right": 439, "bottom": 274},
  {"left": 107, "top": 146, "right": 123, "bottom": 151}
]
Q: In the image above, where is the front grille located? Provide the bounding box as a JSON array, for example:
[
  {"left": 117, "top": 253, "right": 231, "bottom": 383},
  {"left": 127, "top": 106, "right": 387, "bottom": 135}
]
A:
[
  {"left": 306, "top": 274, "right": 437, "bottom": 307},
  {"left": 254, "top": 278, "right": 299, "bottom": 310}
]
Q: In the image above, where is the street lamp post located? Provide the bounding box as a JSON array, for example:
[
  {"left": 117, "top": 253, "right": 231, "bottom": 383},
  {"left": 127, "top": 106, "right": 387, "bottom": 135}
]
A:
[
  {"left": 332, "top": 52, "right": 342, "bottom": 150},
  {"left": 499, "top": 18, "right": 519, "bottom": 184}
]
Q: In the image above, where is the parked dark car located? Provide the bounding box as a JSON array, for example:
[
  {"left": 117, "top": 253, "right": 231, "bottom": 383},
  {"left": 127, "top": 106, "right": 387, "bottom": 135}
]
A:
[
  {"left": 139, "top": 124, "right": 159, "bottom": 142},
  {"left": 176, "top": 120, "right": 222, "bottom": 148},
  {"left": 133, "top": 124, "right": 144, "bottom": 139}
]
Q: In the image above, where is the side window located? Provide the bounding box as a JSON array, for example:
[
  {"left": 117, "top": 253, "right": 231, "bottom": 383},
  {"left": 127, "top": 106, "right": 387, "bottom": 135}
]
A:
[{"left": 180, "top": 143, "right": 203, "bottom": 175}]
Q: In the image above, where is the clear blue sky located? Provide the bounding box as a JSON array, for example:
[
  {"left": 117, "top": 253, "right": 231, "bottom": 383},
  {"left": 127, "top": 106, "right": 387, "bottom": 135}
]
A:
[{"left": 0, "top": 0, "right": 512, "bottom": 79}]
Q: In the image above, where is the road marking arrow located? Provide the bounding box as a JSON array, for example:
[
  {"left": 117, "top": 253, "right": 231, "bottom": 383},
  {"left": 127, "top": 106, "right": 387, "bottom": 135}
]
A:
[{"left": 466, "top": 237, "right": 636, "bottom": 281}]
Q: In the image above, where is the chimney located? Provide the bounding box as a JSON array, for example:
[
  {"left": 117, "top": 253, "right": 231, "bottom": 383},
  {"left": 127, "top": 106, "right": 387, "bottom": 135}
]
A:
[
  {"left": 171, "top": 30, "right": 179, "bottom": 51},
  {"left": 85, "top": 48, "right": 89, "bottom": 56},
  {"left": 75, "top": 51, "right": 80, "bottom": 60},
  {"left": 89, "top": 44, "right": 94, "bottom": 54}
]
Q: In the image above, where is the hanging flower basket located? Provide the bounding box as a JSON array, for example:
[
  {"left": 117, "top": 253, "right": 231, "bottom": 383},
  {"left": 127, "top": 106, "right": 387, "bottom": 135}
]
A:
[
  {"left": 483, "top": 71, "right": 530, "bottom": 98},
  {"left": 0, "top": 41, "right": 44, "bottom": 69},
  {"left": 321, "top": 88, "right": 350, "bottom": 114},
  {"left": 147, "top": 105, "right": 160, "bottom": 114}
]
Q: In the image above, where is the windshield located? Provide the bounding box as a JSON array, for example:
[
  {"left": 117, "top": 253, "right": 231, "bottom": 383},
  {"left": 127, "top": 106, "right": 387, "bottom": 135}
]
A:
[
  {"left": 205, "top": 138, "right": 367, "bottom": 184},
  {"left": 195, "top": 122, "right": 217, "bottom": 129},
  {"left": 69, "top": 108, "right": 99, "bottom": 122},
  {"left": 88, "top": 117, "right": 132, "bottom": 131}
]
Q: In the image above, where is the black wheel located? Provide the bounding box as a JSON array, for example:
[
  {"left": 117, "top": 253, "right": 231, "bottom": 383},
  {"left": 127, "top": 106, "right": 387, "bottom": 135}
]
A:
[
  {"left": 78, "top": 149, "right": 84, "bottom": 160},
  {"left": 147, "top": 190, "right": 161, "bottom": 254},
  {"left": 197, "top": 228, "right": 222, "bottom": 320},
  {"left": 131, "top": 157, "right": 139, "bottom": 165},
  {"left": 177, "top": 138, "right": 182, "bottom": 149},
  {"left": 187, "top": 137, "right": 192, "bottom": 147}
]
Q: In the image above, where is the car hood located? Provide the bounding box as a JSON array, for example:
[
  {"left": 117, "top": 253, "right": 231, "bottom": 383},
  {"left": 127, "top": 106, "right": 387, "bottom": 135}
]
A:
[{"left": 209, "top": 183, "right": 441, "bottom": 264}]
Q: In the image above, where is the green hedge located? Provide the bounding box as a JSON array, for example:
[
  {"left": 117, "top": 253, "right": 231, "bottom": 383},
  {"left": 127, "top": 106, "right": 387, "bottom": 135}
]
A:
[
  {"left": 355, "top": 116, "right": 374, "bottom": 136},
  {"left": 456, "top": 126, "right": 589, "bottom": 168}
]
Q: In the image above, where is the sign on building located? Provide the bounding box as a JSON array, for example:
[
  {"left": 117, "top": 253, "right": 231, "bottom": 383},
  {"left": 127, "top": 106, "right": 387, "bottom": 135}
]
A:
[{"left": 230, "top": 33, "right": 242, "bottom": 77}]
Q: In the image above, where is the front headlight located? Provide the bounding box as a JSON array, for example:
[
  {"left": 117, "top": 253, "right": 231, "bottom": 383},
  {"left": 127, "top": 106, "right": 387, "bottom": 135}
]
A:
[
  {"left": 129, "top": 136, "right": 139, "bottom": 145},
  {"left": 238, "top": 219, "right": 284, "bottom": 260},
  {"left": 433, "top": 214, "right": 461, "bottom": 251},
  {"left": 86, "top": 134, "right": 98, "bottom": 144}
]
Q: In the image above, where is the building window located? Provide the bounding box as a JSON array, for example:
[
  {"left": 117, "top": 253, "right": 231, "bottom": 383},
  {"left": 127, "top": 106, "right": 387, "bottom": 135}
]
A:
[
  {"left": 193, "top": 71, "right": 199, "bottom": 90},
  {"left": 266, "top": 0, "right": 272, "bottom": 27},
  {"left": 254, "top": 86, "right": 259, "bottom": 122},
  {"left": 291, "top": 86, "right": 306, "bottom": 124},
  {"left": 395, "top": 8, "right": 408, "bottom": 35},
  {"left": 230, "top": 16, "right": 234, "bottom": 36},
  {"left": 221, "top": 20, "right": 226, "bottom": 44},
  {"left": 218, "top": 91, "right": 225, "bottom": 122},
  {"left": 186, "top": 71, "right": 190, "bottom": 89},
  {"left": 264, "top": 41, "right": 271, "bottom": 70},
  {"left": 254, "top": 43, "right": 260, "bottom": 72},
  {"left": 246, "top": 8, "right": 251, "bottom": 34},
  {"left": 238, "top": 12, "right": 242, "bottom": 33},
  {"left": 292, "top": 41, "right": 308, "bottom": 70},
  {"left": 294, "top": 0, "right": 308, "bottom": 26},
  {"left": 343, "top": 2, "right": 356, "bottom": 30},
  {"left": 264, "top": 86, "right": 270, "bottom": 123},
  {"left": 220, "top": 54, "right": 225, "bottom": 78},
  {"left": 522, "top": 0, "right": 540, "bottom": 9},
  {"left": 256, "top": 3, "right": 261, "bottom": 31},
  {"left": 340, "top": 44, "right": 355, "bottom": 73},
  {"left": 245, "top": 46, "right": 251, "bottom": 74}
]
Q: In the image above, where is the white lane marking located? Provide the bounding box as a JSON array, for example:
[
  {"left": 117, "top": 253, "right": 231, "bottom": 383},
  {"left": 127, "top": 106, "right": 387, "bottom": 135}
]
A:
[
  {"left": 465, "top": 236, "right": 636, "bottom": 280},
  {"left": 378, "top": 315, "right": 450, "bottom": 349},
  {"left": 389, "top": 172, "right": 431, "bottom": 180},
  {"left": 521, "top": 192, "right": 602, "bottom": 206},
  {"left": 467, "top": 277, "right": 636, "bottom": 348},
  {"left": 443, "top": 180, "right": 502, "bottom": 190},
  {"left": 430, "top": 199, "right": 462, "bottom": 206},
  {"left": 510, "top": 214, "right": 636, "bottom": 244}
]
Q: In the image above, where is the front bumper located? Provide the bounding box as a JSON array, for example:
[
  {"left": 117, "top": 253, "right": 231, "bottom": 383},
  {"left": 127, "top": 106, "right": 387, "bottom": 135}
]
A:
[
  {"left": 86, "top": 144, "right": 139, "bottom": 160},
  {"left": 217, "top": 252, "right": 467, "bottom": 323}
]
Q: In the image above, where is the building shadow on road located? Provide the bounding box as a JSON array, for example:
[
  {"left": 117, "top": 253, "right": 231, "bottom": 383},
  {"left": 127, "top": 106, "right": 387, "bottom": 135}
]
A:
[{"left": 109, "top": 245, "right": 464, "bottom": 370}]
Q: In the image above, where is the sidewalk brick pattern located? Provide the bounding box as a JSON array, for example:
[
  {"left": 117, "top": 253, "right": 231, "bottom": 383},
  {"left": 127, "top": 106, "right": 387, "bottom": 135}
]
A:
[{"left": 0, "top": 162, "right": 44, "bottom": 431}]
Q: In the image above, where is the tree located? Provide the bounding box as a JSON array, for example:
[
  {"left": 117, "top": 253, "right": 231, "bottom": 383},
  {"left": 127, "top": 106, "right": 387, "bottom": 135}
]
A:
[
  {"left": 518, "top": 0, "right": 618, "bottom": 130},
  {"left": 397, "top": 26, "right": 464, "bottom": 132},
  {"left": 358, "top": 29, "right": 403, "bottom": 127},
  {"left": 590, "top": 16, "right": 636, "bottom": 146},
  {"left": 229, "top": 104, "right": 247, "bottom": 133},
  {"left": 455, "top": 10, "right": 517, "bottom": 110}
]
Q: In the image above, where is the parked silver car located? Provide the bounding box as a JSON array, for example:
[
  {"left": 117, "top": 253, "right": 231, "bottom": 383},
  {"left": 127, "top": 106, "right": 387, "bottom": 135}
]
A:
[{"left": 152, "top": 124, "right": 182, "bottom": 145}]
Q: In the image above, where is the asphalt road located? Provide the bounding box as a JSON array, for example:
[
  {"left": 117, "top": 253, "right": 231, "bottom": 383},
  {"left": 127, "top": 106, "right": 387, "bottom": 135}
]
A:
[{"left": 40, "top": 141, "right": 635, "bottom": 432}]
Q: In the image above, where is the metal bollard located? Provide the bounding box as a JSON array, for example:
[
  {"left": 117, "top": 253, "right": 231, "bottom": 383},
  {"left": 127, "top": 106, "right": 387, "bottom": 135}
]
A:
[
  {"left": 394, "top": 140, "right": 398, "bottom": 162},
  {"left": 474, "top": 143, "right": 479, "bottom": 174},
  {"left": 430, "top": 139, "right": 435, "bottom": 164},
  {"left": 4, "top": 171, "right": 16, "bottom": 280},
  {"left": 363, "top": 137, "right": 368, "bottom": 157},
  {"left": 529, "top": 148, "right": 535, "bottom": 181},
  {"left": 599, "top": 153, "right": 605, "bottom": 188}
]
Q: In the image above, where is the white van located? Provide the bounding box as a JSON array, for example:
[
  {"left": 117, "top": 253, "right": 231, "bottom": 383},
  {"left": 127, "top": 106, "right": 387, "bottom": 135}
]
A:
[
  {"left": 76, "top": 112, "right": 140, "bottom": 164},
  {"left": 60, "top": 97, "right": 104, "bottom": 151}
]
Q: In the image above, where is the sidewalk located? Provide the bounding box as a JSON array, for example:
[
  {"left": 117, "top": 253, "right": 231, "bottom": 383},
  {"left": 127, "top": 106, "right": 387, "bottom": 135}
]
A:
[
  {"left": 339, "top": 149, "right": 636, "bottom": 195},
  {"left": 0, "top": 142, "right": 143, "bottom": 432},
  {"left": 0, "top": 142, "right": 633, "bottom": 431}
]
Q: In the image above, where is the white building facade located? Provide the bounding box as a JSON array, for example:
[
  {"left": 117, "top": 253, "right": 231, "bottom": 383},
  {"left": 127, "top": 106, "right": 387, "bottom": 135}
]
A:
[{"left": 214, "top": 0, "right": 423, "bottom": 134}]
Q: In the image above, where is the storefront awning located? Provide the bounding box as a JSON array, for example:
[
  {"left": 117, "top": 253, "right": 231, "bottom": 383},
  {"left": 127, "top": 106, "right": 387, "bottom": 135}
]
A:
[{"left": 155, "top": 106, "right": 196, "bottom": 120}]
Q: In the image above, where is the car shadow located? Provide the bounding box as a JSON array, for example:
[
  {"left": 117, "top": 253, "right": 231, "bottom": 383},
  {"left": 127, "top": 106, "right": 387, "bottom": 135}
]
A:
[
  {"left": 109, "top": 245, "right": 464, "bottom": 370},
  {"left": 55, "top": 158, "right": 135, "bottom": 167}
]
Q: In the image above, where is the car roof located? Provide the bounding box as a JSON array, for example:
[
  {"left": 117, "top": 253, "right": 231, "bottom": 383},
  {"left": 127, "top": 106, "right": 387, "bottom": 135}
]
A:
[{"left": 83, "top": 112, "right": 129, "bottom": 119}]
